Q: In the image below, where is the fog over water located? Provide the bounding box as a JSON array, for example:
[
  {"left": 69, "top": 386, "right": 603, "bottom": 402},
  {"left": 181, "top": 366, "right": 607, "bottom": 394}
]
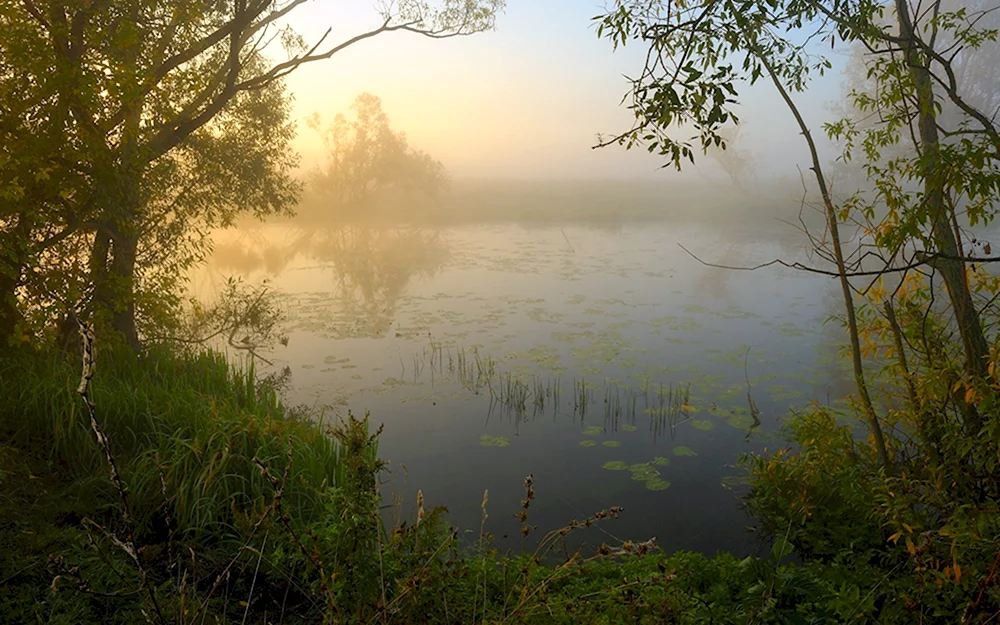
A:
[
  {"left": 193, "top": 178, "right": 861, "bottom": 555},
  {"left": 190, "top": 0, "right": 1000, "bottom": 555}
]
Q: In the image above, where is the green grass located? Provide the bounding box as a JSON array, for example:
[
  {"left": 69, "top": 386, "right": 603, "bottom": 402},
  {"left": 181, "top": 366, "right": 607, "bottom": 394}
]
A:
[
  {"left": 0, "top": 346, "right": 344, "bottom": 542},
  {"left": 2, "top": 344, "right": 987, "bottom": 624}
]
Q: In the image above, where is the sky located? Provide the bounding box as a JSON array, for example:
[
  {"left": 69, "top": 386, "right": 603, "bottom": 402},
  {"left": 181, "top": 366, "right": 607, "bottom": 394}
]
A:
[{"left": 279, "top": 1, "right": 847, "bottom": 181}]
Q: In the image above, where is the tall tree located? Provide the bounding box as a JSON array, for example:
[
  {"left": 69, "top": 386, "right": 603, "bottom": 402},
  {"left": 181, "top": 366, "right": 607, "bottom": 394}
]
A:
[
  {"left": 0, "top": 0, "right": 502, "bottom": 349},
  {"left": 308, "top": 93, "right": 449, "bottom": 209},
  {"left": 594, "top": 0, "right": 1000, "bottom": 437}
]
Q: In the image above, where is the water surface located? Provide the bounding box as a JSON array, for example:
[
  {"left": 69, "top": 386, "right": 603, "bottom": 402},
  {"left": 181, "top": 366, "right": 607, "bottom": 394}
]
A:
[{"left": 192, "top": 220, "right": 850, "bottom": 556}]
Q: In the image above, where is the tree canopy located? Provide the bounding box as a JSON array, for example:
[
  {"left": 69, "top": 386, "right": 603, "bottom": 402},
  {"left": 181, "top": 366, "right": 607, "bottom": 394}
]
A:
[
  {"left": 595, "top": 1, "right": 1000, "bottom": 617},
  {"left": 0, "top": 0, "right": 503, "bottom": 349},
  {"left": 307, "top": 93, "right": 449, "bottom": 210}
]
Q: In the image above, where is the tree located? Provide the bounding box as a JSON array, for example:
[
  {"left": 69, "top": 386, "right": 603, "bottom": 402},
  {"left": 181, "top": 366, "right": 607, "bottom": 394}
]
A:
[
  {"left": 0, "top": 0, "right": 502, "bottom": 350},
  {"left": 594, "top": 0, "right": 999, "bottom": 435},
  {"left": 705, "top": 123, "right": 755, "bottom": 188},
  {"left": 307, "top": 93, "right": 449, "bottom": 209},
  {"left": 595, "top": 2, "right": 1000, "bottom": 616}
]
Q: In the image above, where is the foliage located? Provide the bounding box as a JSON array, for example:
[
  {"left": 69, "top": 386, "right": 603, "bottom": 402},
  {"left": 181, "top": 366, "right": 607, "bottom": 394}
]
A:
[
  {"left": 307, "top": 93, "right": 450, "bottom": 210},
  {"left": 0, "top": 0, "right": 504, "bottom": 350},
  {"left": 0, "top": 345, "right": 341, "bottom": 541},
  {"left": 596, "top": 0, "right": 1000, "bottom": 621},
  {"left": 742, "top": 407, "right": 886, "bottom": 560}
]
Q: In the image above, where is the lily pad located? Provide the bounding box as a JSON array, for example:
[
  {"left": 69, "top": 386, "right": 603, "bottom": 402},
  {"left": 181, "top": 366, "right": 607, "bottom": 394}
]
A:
[
  {"left": 622, "top": 424, "right": 637, "bottom": 432},
  {"left": 673, "top": 445, "right": 697, "bottom": 457},
  {"left": 602, "top": 460, "right": 628, "bottom": 471},
  {"left": 480, "top": 435, "right": 511, "bottom": 448},
  {"left": 690, "top": 419, "right": 715, "bottom": 431},
  {"left": 602, "top": 440, "right": 622, "bottom": 448},
  {"left": 629, "top": 463, "right": 659, "bottom": 481},
  {"left": 582, "top": 426, "right": 603, "bottom": 436},
  {"left": 721, "top": 475, "right": 751, "bottom": 490},
  {"left": 653, "top": 456, "right": 670, "bottom": 466},
  {"left": 726, "top": 412, "right": 756, "bottom": 429},
  {"left": 579, "top": 440, "right": 597, "bottom": 447},
  {"left": 645, "top": 478, "right": 671, "bottom": 491}
]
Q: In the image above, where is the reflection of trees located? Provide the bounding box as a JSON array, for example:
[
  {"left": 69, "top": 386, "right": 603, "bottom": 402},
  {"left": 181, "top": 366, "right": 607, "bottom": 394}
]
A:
[
  {"left": 314, "top": 227, "right": 449, "bottom": 336},
  {"left": 690, "top": 227, "right": 814, "bottom": 302},
  {"left": 209, "top": 226, "right": 449, "bottom": 337}
]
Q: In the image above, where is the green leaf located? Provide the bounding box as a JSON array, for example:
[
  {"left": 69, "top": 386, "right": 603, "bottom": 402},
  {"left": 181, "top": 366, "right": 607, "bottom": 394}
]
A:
[
  {"left": 771, "top": 536, "right": 794, "bottom": 561},
  {"left": 673, "top": 445, "right": 697, "bottom": 457}
]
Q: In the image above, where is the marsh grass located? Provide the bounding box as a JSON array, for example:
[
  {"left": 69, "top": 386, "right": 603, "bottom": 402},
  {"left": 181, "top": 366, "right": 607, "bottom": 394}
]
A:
[
  {"left": 0, "top": 345, "right": 343, "bottom": 542},
  {"left": 396, "top": 342, "right": 726, "bottom": 448},
  {"left": 0, "top": 340, "right": 912, "bottom": 624}
]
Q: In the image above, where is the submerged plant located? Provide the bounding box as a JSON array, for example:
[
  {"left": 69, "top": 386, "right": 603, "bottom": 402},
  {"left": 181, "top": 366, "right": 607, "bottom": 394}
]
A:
[{"left": 479, "top": 434, "right": 511, "bottom": 447}]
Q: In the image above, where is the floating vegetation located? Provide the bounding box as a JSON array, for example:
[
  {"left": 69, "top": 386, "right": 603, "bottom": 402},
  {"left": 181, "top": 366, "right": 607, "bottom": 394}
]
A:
[
  {"left": 673, "top": 445, "right": 697, "bottom": 457},
  {"left": 653, "top": 456, "right": 670, "bottom": 466},
  {"left": 723, "top": 408, "right": 756, "bottom": 429},
  {"left": 645, "top": 478, "right": 671, "bottom": 491},
  {"left": 582, "top": 425, "right": 603, "bottom": 436},
  {"left": 578, "top": 440, "right": 597, "bottom": 447},
  {"left": 622, "top": 424, "right": 637, "bottom": 432},
  {"left": 690, "top": 419, "right": 715, "bottom": 431},
  {"left": 775, "top": 322, "right": 810, "bottom": 337},
  {"left": 768, "top": 383, "right": 805, "bottom": 402},
  {"left": 602, "top": 460, "right": 628, "bottom": 471},
  {"left": 479, "top": 434, "right": 511, "bottom": 448},
  {"left": 721, "top": 475, "right": 751, "bottom": 491},
  {"left": 602, "top": 440, "right": 622, "bottom": 448},
  {"left": 629, "top": 463, "right": 659, "bottom": 481}
]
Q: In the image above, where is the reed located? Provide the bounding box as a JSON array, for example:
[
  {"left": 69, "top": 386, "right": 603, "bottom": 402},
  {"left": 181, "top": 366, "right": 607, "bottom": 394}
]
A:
[{"left": 0, "top": 345, "right": 346, "bottom": 542}]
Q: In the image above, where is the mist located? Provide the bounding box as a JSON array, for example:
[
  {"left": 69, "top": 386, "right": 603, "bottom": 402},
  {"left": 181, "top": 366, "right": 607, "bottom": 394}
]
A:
[{"left": 6, "top": 0, "right": 1000, "bottom": 620}]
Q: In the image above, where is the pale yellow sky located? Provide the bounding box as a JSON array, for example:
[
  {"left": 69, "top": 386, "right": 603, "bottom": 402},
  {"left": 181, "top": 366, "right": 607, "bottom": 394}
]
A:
[{"left": 278, "top": 1, "right": 841, "bottom": 181}]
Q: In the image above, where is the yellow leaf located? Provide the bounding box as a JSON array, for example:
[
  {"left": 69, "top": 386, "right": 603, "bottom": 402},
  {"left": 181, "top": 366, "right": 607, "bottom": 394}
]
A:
[
  {"left": 906, "top": 537, "right": 916, "bottom": 556},
  {"left": 903, "top": 523, "right": 913, "bottom": 533},
  {"left": 952, "top": 379, "right": 964, "bottom": 393},
  {"left": 954, "top": 563, "right": 962, "bottom": 582},
  {"left": 964, "top": 386, "right": 976, "bottom": 404},
  {"left": 888, "top": 531, "right": 902, "bottom": 544}
]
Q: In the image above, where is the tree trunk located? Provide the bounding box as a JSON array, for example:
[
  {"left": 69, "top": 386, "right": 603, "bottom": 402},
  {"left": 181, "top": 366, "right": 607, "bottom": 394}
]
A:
[
  {"left": 109, "top": 231, "right": 140, "bottom": 350},
  {"left": 0, "top": 212, "right": 33, "bottom": 348},
  {"left": 756, "top": 48, "right": 891, "bottom": 467},
  {"left": 0, "top": 267, "right": 22, "bottom": 348},
  {"left": 895, "top": 0, "right": 987, "bottom": 434},
  {"left": 91, "top": 223, "right": 140, "bottom": 351}
]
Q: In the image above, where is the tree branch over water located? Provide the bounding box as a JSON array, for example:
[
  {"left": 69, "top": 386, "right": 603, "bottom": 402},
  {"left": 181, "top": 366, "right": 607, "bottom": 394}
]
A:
[{"left": 677, "top": 243, "right": 1000, "bottom": 278}]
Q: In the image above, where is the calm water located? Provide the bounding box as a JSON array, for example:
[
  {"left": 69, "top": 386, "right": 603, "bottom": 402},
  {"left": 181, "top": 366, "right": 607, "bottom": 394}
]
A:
[{"left": 192, "top": 220, "right": 851, "bottom": 556}]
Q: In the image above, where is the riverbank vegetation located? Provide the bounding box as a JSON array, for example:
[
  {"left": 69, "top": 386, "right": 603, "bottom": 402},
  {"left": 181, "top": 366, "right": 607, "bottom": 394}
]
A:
[
  {"left": 3, "top": 0, "right": 1000, "bottom": 622},
  {"left": 2, "top": 337, "right": 994, "bottom": 624}
]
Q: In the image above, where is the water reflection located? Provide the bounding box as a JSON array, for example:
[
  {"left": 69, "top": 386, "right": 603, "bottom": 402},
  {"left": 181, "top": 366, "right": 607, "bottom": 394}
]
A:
[
  {"left": 193, "top": 220, "right": 852, "bottom": 557},
  {"left": 210, "top": 226, "right": 449, "bottom": 338}
]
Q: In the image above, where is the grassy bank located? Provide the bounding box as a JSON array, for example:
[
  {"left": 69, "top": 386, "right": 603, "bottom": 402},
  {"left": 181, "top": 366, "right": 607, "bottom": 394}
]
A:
[{"left": 1, "top": 344, "right": 997, "bottom": 623}]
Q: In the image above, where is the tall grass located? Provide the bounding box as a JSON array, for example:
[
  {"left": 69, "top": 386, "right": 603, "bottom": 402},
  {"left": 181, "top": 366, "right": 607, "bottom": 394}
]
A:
[{"left": 0, "top": 345, "right": 345, "bottom": 542}]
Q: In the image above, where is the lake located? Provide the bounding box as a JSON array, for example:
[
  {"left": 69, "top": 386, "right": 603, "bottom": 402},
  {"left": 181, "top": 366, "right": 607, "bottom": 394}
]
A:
[{"left": 191, "top": 217, "right": 853, "bottom": 557}]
